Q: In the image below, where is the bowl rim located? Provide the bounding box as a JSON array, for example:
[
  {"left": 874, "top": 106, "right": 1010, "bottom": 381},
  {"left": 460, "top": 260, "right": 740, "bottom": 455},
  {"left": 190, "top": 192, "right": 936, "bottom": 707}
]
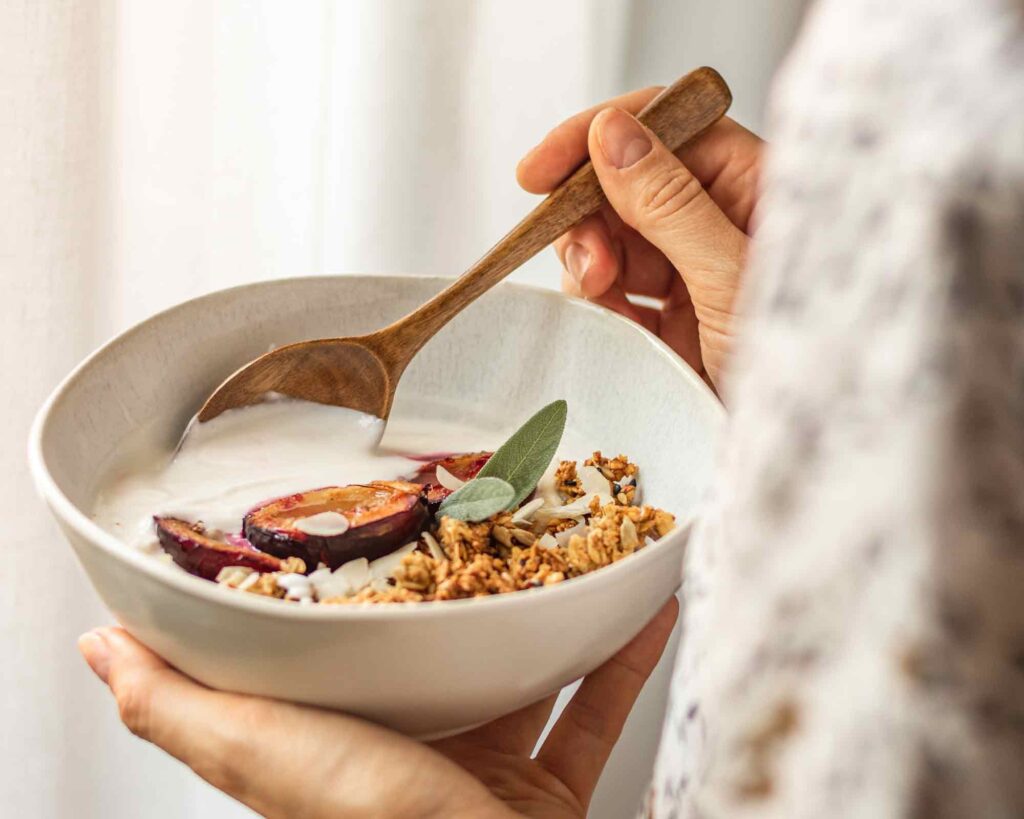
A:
[{"left": 28, "top": 274, "right": 722, "bottom": 622}]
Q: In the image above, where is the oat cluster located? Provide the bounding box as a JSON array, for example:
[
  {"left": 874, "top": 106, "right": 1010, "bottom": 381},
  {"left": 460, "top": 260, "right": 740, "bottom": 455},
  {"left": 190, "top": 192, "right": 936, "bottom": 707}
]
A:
[{"left": 215, "top": 452, "right": 675, "bottom": 604}]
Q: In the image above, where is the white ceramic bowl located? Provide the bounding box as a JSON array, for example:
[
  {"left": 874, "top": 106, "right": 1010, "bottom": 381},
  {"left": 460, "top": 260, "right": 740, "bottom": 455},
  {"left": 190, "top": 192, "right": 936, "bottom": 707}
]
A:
[{"left": 29, "top": 275, "right": 723, "bottom": 738}]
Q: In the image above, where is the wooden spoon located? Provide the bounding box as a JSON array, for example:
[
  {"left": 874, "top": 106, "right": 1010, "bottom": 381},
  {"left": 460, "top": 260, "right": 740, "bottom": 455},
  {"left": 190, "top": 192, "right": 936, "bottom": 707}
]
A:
[{"left": 197, "top": 67, "right": 731, "bottom": 423}]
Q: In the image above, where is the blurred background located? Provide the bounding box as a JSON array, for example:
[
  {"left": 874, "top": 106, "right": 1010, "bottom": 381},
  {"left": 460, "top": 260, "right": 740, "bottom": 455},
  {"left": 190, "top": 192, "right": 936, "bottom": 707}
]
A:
[{"left": 2, "top": 1, "right": 809, "bottom": 816}]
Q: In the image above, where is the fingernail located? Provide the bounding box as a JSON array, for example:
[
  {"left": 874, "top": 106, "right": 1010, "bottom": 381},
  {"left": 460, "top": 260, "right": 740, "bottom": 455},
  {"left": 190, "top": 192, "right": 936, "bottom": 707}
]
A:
[
  {"left": 78, "top": 630, "right": 111, "bottom": 684},
  {"left": 597, "top": 109, "right": 652, "bottom": 169},
  {"left": 564, "top": 243, "right": 592, "bottom": 284}
]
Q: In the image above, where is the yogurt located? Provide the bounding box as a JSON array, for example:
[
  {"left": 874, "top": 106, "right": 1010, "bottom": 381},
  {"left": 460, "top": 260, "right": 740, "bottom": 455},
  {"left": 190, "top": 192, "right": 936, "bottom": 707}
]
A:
[{"left": 92, "top": 399, "right": 586, "bottom": 556}]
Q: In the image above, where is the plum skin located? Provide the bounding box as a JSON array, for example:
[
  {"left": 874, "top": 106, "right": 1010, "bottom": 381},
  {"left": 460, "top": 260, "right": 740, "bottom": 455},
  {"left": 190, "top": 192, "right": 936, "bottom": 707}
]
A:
[
  {"left": 243, "top": 482, "right": 429, "bottom": 570},
  {"left": 156, "top": 456, "right": 488, "bottom": 581},
  {"left": 411, "top": 452, "right": 492, "bottom": 512},
  {"left": 155, "top": 516, "right": 284, "bottom": 580}
]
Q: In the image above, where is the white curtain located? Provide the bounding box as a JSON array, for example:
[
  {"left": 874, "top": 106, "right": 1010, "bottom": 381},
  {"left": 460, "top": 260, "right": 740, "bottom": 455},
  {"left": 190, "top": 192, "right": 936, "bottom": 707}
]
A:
[{"left": 1, "top": 1, "right": 807, "bottom": 816}]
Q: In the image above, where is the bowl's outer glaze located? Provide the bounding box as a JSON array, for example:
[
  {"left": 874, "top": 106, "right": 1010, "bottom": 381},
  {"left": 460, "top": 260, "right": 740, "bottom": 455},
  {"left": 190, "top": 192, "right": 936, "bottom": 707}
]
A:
[{"left": 30, "top": 275, "right": 723, "bottom": 738}]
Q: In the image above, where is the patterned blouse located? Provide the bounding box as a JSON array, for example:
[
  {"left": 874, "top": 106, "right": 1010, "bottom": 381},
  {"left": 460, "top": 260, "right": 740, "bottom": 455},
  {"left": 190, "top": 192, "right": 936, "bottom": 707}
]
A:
[{"left": 646, "top": 0, "right": 1024, "bottom": 816}]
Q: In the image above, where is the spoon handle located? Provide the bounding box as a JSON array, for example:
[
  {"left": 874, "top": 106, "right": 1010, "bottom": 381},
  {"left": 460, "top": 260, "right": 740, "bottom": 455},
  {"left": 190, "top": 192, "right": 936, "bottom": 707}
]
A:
[{"left": 375, "top": 67, "right": 732, "bottom": 365}]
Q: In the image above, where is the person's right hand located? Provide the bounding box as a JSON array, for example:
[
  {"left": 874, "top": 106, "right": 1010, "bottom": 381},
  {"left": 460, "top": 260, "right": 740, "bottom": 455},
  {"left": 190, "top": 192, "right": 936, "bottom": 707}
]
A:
[{"left": 517, "top": 88, "right": 763, "bottom": 391}]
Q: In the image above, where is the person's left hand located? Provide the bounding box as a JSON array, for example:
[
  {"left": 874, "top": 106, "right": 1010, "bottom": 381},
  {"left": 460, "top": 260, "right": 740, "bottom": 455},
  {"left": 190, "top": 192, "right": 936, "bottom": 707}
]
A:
[{"left": 78, "top": 598, "right": 677, "bottom": 819}]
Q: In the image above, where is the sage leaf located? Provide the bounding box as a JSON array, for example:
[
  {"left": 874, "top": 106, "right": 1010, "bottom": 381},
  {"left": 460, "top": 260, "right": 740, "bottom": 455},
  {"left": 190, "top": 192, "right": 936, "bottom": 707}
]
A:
[
  {"left": 438, "top": 477, "right": 516, "bottom": 522},
  {"left": 475, "top": 399, "right": 567, "bottom": 508}
]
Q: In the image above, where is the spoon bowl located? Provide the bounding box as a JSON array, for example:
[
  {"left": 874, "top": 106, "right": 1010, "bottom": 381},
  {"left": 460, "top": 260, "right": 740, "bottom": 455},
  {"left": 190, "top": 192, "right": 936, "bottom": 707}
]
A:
[{"left": 198, "top": 337, "right": 395, "bottom": 421}]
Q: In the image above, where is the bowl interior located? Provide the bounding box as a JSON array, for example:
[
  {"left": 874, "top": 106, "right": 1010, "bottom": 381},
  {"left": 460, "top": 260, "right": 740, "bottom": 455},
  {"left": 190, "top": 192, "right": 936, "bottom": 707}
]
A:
[{"left": 36, "top": 275, "right": 723, "bottom": 583}]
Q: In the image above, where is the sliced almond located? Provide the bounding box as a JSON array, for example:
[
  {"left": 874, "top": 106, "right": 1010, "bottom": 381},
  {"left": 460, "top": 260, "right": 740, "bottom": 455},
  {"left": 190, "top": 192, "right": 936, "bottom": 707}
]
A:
[
  {"left": 511, "top": 527, "right": 536, "bottom": 546},
  {"left": 293, "top": 510, "right": 350, "bottom": 537},
  {"left": 492, "top": 525, "right": 513, "bottom": 548}
]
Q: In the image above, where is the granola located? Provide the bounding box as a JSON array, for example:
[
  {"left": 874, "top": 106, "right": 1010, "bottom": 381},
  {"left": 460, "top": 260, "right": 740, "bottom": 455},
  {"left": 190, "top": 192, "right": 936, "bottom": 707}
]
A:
[
  {"left": 202, "top": 452, "right": 674, "bottom": 604},
  {"left": 586, "top": 452, "right": 639, "bottom": 504},
  {"left": 554, "top": 460, "right": 585, "bottom": 499},
  {"left": 585, "top": 451, "right": 638, "bottom": 483}
]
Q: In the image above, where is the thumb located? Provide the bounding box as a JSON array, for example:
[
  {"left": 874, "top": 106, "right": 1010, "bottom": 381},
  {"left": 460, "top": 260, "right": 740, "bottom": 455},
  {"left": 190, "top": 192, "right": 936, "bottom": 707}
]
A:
[{"left": 588, "top": 107, "right": 747, "bottom": 338}]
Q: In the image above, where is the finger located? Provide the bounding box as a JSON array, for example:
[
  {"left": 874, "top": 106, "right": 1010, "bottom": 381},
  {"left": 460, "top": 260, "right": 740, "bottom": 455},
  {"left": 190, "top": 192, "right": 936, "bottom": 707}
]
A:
[
  {"left": 81, "top": 628, "right": 292, "bottom": 813},
  {"left": 517, "top": 87, "right": 662, "bottom": 193},
  {"left": 622, "top": 300, "right": 663, "bottom": 338},
  {"left": 79, "top": 629, "right": 367, "bottom": 818},
  {"left": 561, "top": 267, "right": 582, "bottom": 298},
  {"left": 588, "top": 108, "right": 747, "bottom": 335},
  {"left": 536, "top": 598, "right": 679, "bottom": 809},
  {"left": 675, "top": 117, "right": 763, "bottom": 231},
  {"left": 617, "top": 228, "right": 677, "bottom": 299},
  {"left": 81, "top": 629, "right": 498, "bottom": 819},
  {"left": 589, "top": 280, "right": 655, "bottom": 333},
  {"left": 657, "top": 276, "right": 704, "bottom": 375},
  {"left": 554, "top": 213, "right": 620, "bottom": 299},
  {"left": 81, "top": 628, "right": 231, "bottom": 764},
  {"left": 431, "top": 694, "right": 559, "bottom": 758}
]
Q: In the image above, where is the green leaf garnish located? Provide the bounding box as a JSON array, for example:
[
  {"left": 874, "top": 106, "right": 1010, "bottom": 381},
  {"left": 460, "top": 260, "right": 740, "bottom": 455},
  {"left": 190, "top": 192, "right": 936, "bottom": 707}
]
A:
[
  {"left": 438, "top": 477, "right": 516, "bottom": 521},
  {"left": 475, "top": 399, "right": 567, "bottom": 509}
]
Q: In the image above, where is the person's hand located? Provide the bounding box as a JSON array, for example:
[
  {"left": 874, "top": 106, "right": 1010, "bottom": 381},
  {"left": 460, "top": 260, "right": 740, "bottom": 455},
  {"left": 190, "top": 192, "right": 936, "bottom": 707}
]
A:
[
  {"left": 517, "top": 87, "right": 763, "bottom": 390},
  {"left": 78, "top": 598, "right": 677, "bottom": 819}
]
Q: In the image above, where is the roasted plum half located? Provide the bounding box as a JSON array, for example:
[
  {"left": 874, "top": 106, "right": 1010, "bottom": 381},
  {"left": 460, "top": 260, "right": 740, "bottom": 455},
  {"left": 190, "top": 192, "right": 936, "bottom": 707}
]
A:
[
  {"left": 411, "top": 451, "right": 492, "bottom": 511},
  {"left": 243, "top": 481, "right": 428, "bottom": 570},
  {"left": 155, "top": 516, "right": 285, "bottom": 580}
]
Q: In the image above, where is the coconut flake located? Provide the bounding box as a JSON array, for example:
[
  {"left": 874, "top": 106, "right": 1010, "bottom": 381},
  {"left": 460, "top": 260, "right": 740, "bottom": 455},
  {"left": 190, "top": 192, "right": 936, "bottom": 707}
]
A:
[
  {"left": 511, "top": 497, "right": 545, "bottom": 526},
  {"left": 578, "top": 465, "right": 612, "bottom": 497},
  {"left": 277, "top": 573, "right": 313, "bottom": 602},
  {"left": 276, "top": 573, "right": 311, "bottom": 592},
  {"left": 294, "top": 511, "right": 350, "bottom": 537},
  {"left": 237, "top": 572, "right": 261, "bottom": 592},
  {"left": 369, "top": 542, "right": 418, "bottom": 581},
  {"left": 435, "top": 464, "right": 466, "bottom": 492},
  {"left": 620, "top": 516, "right": 639, "bottom": 549},
  {"left": 538, "top": 532, "right": 559, "bottom": 550},
  {"left": 307, "top": 566, "right": 333, "bottom": 585},
  {"left": 311, "top": 557, "right": 370, "bottom": 599},
  {"left": 555, "top": 521, "right": 588, "bottom": 547},
  {"left": 215, "top": 565, "right": 253, "bottom": 585},
  {"left": 545, "top": 499, "right": 588, "bottom": 520},
  {"left": 422, "top": 531, "right": 444, "bottom": 561},
  {"left": 535, "top": 458, "right": 563, "bottom": 508},
  {"left": 335, "top": 557, "right": 371, "bottom": 591},
  {"left": 546, "top": 490, "right": 613, "bottom": 520}
]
